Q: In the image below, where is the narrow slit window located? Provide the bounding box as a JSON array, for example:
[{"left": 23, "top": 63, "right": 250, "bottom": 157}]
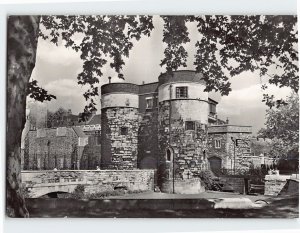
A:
[{"left": 166, "top": 149, "right": 172, "bottom": 162}]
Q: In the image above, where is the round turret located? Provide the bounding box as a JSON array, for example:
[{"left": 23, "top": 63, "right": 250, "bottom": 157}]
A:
[
  {"left": 101, "top": 83, "right": 139, "bottom": 169},
  {"left": 157, "top": 71, "right": 209, "bottom": 193}
]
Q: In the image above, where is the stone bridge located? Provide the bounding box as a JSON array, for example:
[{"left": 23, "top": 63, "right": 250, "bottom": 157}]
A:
[{"left": 21, "top": 170, "right": 155, "bottom": 198}]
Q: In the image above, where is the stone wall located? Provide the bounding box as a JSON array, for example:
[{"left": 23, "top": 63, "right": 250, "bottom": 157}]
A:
[
  {"left": 160, "top": 178, "right": 205, "bottom": 194},
  {"left": 24, "top": 127, "right": 101, "bottom": 171},
  {"left": 264, "top": 174, "right": 291, "bottom": 196},
  {"left": 207, "top": 131, "right": 253, "bottom": 171},
  {"left": 208, "top": 125, "right": 252, "bottom": 134},
  {"left": 158, "top": 100, "right": 208, "bottom": 191},
  {"left": 22, "top": 170, "right": 155, "bottom": 198},
  {"left": 24, "top": 128, "right": 79, "bottom": 170},
  {"left": 101, "top": 107, "right": 139, "bottom": 169},
  {"left": 207, "top": 133, "right": 229, "bottom": 169}
]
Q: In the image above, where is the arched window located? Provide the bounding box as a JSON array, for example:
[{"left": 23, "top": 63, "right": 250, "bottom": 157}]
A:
[{"left": 166, "top": 148, "right": 172, "bottom": 162}]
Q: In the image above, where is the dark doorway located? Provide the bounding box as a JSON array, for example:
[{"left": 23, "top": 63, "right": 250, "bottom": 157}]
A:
[{"left": 208, "top": 156, "right": 222, "bottom": 172}]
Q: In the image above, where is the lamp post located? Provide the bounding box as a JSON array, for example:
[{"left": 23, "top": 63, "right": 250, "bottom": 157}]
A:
[{"left": 231, "top": 137, "right": 236, "bottom": 175}]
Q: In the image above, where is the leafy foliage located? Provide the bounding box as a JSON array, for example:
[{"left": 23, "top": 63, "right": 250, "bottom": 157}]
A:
[
  {"left": 46, "top": 107, "right": 75, "bottom": 128},
  {"left": 27, "top": 80, "right": 56, "bottom": 102},
  {"left": 36, "top": 15, "right": 297, "bottom": 116},
  {"left": 40, "top": 15, "right": 153, "bottom": 120},
  {"left": 258, "top": 93, "right": 299, "bottom": 159},
  {"left": 194, "top": 15, "right": 298, "bottom": 98},
  {"left": 160, "top": 16, "right": 191, "bottom": 73}
]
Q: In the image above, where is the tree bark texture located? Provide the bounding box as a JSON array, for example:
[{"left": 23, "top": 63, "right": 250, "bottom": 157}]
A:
[{"left": 6, "top": 15, "right": 40, "bottom": 217}]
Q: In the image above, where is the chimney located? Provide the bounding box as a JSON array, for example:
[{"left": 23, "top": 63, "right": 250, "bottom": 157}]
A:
[
  {"left": 108, "top": 76, "right": 112, "bottom": 84},
  {"left": 142, "top": 81, "right": 145, "bottom": 85},
  {"left": 226, "top": 117, "right": 229, "bottom": 124}
]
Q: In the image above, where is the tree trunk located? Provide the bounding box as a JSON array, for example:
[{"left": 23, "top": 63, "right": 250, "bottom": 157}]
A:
[{"left": 6, "top": 15, "right": 40, "bottom": 217}]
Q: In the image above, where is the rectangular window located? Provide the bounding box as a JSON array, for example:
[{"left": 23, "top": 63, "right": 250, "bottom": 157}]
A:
[
  {"left": 176, "top": 86, "right": 188, "bottom": 98},
  {"left": 146, "top": 97, "right": 153, "bottom": 109},
  {"left": 185, "top": 121, "right": 195, "bottom": 130},
  {"left": 120, "top": 127, "right": 128, "bottom": 135},
  {"left": 215, "top": 139, "right": 221, "bottom": 148}
]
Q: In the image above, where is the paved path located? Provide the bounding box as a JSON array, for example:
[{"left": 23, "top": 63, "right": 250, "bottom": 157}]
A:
[{"left": 109, "top": 191, "right": 269, "bottom": 202}]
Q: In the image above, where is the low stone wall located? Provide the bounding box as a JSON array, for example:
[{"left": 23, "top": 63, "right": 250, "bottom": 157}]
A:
[
  {"left": 264, "top": 174, "right": 291, "bottom": 196},
  {"left": 22, "top": 170, "right": 155, "bottom": 198},
  {"left": 161, "top": 179, "right": 205, "bottom": 194},
  {"left": 219, "top": 177, "right": 245, "bottom": 194}
]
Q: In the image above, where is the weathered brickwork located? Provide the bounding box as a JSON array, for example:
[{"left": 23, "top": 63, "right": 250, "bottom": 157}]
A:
[
  {"left": 24, "top": 128, "right": 79, "bottom": 170},
  {"left": 24, "top": 127, "right": 101, "bottom": 170},
  {"left": 264, "top": 174, "right": 291, "bottom": 196},
  {"left": 207, "top": 133, "right": 229, "bottom": 169},
  {"left": 207, "top": 129, "right": 253, "bottom": 171},
  {"left": 22, "top": 170, "right": 155, "bottom": 198},
  {"left": 161, "top": 179, "right": 205, "bottom": 194},
  {"left": 158, "top": 100, "right": 208, "bottom": 189},
  {"left": 101, "top": 107, "right": 139, "bottom": 169}
]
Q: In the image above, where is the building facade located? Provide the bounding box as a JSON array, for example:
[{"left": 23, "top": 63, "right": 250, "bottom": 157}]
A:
[
  {"left": 24, "top": 70, "right": 272, "bottom": 194},
  {"left": 23, "top": 114, "right": 101, "bottom": 171}
]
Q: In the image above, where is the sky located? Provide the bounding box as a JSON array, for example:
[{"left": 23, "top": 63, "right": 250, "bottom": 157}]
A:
[{"left": 29, "top": 15, "right": 292, "bottom": 135}]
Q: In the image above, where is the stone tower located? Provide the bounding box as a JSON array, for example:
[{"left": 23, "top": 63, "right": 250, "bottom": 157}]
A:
[
  {"left": 101, "top": 83, "right": 140, "bottom": 169},
  {"left": 157, "top": 71, "right": 209, "bottom": 194}
]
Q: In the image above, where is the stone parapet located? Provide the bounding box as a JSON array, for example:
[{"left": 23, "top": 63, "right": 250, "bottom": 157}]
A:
[
  {"left": 22, "top": 170, "right": 155, "bottom": 198},
  {"left": 208, "top": 125, "right": 252, "bottom": 134},
  {"left": 160, "top": 178, "right": 205, "bottom": 194},
  {"left": 101, "top": 83, "right": 139, "bottom": 95},
  {"left": 158, "top": 70, "right": 205, "bottom": 86}
]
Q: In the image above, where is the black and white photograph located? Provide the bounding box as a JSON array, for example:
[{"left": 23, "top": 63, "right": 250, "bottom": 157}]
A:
[{"left": 6, "top": 13, "right": 299, "bottom": 218}]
